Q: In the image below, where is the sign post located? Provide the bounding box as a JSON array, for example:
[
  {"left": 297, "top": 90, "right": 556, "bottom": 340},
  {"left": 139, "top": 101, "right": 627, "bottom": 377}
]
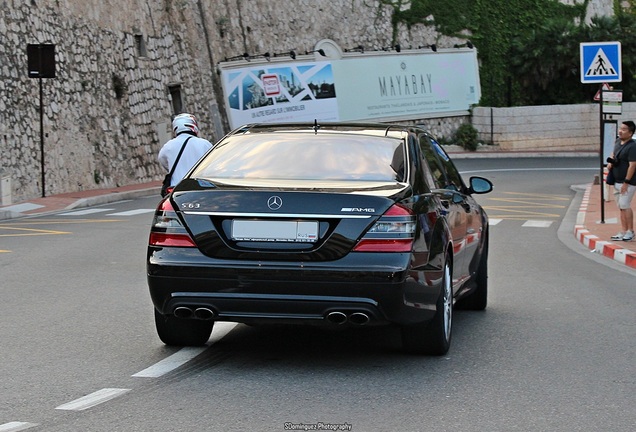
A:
[
  {"left": 27, "top": 43, "right": 56, "bottom": 198},
  {"left": 580, "top": 41, "right": 622, "bottom": 224}
]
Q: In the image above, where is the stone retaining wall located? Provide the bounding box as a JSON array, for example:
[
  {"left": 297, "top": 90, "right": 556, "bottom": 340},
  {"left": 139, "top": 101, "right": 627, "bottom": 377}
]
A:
[
  {"left": 472, "top": 103, "right": 636, "bottom": 152},
  {"left": 0, "top": 0, "right": 616, "bottom": 203}
]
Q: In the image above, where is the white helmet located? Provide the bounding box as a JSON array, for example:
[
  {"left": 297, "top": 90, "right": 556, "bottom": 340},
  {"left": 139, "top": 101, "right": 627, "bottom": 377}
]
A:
[{"left": 172, "top": 113, "right": 199, "bottom": 136}]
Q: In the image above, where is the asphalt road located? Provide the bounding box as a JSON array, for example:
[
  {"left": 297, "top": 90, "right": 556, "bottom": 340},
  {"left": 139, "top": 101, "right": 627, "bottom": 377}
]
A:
[{"left": 1, "top": 157, "right": 634, "bottom": 431}]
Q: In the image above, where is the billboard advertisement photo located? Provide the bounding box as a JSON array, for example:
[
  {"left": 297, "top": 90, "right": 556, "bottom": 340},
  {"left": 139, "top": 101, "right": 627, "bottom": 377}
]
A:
[{"left": 219, "top": 48, "right": 480, "bottom": 128}]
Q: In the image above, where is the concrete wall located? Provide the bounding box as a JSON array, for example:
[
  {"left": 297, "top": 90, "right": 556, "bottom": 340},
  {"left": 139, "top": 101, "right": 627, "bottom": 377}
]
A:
[
  {"left": 567, "top": 0, "right": 614, "bottom": 23},
  {"left": 472, "top": 103, "right": 636, "bottom": 152}
]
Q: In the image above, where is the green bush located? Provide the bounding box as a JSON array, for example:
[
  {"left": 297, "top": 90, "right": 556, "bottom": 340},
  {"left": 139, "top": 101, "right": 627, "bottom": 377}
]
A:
[
  {"left": 454, "top": 124, "right": 478, "bottom": 151},
  {"left": 436, "top": 135, "right": 453, "bottom": 146}
]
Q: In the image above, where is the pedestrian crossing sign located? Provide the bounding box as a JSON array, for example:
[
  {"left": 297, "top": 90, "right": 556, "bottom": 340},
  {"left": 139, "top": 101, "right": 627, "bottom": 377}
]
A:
[{"left": 580, "top": 41, "right": 621, "bottom": 83}]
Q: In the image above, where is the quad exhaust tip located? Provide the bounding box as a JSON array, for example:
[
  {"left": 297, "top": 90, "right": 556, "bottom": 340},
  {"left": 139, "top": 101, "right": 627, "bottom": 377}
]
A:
[
  {"left": 194, "top": 307, "right": 216, "bottom": 320},
  {"left": 326, "top": 311, "right": 370, "bottom": 326},
  {"left": 174, "top": 306, "right": 194, "bottom": 319},
  {"left": 326, "top": 311, "right": 348, "bottom": 325},
  {"left": 348, "top": 312, "right": 370, "bottom": 326},
  {"left": 173, "top": 306, "right": 216, "bottom": 320}
]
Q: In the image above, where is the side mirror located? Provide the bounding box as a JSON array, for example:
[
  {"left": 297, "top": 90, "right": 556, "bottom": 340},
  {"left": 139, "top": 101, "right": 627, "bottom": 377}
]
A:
[{"left": 469, "top": 176, "right": 493, "bottom": 194}]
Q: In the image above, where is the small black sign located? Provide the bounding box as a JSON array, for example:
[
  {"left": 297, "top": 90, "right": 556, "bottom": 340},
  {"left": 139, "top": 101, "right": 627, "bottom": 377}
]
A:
[{"left": 27, "top": 44, "right": 56, "bottom": 78}]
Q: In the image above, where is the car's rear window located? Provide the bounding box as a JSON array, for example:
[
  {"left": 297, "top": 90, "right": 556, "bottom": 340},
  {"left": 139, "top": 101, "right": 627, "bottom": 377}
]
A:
[{"left": 191, "top": 133, "right": 406, "bottom": 181}]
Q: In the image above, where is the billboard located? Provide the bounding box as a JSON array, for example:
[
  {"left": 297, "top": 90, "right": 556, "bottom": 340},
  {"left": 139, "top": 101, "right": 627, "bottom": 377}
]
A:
[{"left": 219, "top": 50, "right": 480, "bottom": 129}]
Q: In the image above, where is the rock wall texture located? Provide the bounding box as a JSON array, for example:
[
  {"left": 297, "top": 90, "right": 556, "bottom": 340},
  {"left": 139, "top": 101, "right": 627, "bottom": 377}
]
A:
[
  {"left": 472, "top": 103, "right": 636, "bottom": 152},
  {"left": 0, "top": 0, "right": 615, "bottom": 202}
]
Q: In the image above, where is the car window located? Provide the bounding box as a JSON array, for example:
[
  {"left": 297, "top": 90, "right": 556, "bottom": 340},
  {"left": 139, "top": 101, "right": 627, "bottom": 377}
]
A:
[
  {"left": 419, "top": 135, "right": 446, "bottom": 188},
  {"left": 419, "top": 134, "right": 465, "bottom": 191},
  {"left": 191, "top": 133, "right": 406, "bottom": 182},
  {"left": 430, "top": 137, "right": 464, "bottom": 191}
]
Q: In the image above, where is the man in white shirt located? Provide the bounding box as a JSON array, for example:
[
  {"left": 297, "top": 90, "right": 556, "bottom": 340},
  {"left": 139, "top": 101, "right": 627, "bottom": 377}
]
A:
[{"left": 158, "top": 113, "right": 214, "bottom": 192}]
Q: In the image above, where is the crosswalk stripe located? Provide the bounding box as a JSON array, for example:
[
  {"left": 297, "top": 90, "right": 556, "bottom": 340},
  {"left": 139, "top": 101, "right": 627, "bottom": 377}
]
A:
[
  {"left": 522, "top": 220, "right": 553, "bottom": 228},
  {"left": 59, "top": 208, "right": 114, "bottom": 216},
  {"left": 106, "top": 209, "right": 155, "bottom": 216},
  {"left": 489, "top": 219, "right": 555, "bottom": 227}
]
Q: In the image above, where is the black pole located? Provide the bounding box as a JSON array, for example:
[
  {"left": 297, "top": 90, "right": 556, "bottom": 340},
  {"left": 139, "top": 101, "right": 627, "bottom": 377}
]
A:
[
  {"left": 27, "top": 43, "right": 55, "bottom": 197},
  {"left": 40, "top": 76, "right": 45, "bottom": 197},
  {"left": 599, "top": 84, "right": 605, "bottom": 223}
]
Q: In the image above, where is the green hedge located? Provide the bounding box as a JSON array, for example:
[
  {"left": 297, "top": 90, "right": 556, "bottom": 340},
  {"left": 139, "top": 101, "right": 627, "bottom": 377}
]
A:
[{"left": 454, "top": 123, "right": 479, "bottom": 151}]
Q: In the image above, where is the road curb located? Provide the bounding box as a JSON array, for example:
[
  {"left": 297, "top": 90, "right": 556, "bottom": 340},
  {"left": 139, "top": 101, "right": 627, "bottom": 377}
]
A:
[
  {"left": 0, "top": 186, "right": 161, "bottom": 220},
  {"left": 0, "top": 209, "right": 19, "bottom": 220},
  {"left": 66, "top": 187, "right": 161, "bottom": 210},
  {"left": 574, "top": 184, "right": 636, "bottom": 269}
]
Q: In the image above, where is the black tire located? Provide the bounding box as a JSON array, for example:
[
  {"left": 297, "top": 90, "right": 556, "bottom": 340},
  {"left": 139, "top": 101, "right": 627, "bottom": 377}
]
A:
[
  {"left": 154, "top": 309, "right": 214, "bottom": 346},
  {"left": 401, "top": 259, "right": 452, "bottom": 355},
  {"left": 455, "top": 233, "right": 488, "bottom": 311}
]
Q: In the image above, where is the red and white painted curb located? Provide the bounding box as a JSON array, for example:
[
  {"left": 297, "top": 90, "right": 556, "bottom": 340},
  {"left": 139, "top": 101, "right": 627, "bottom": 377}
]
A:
[{"left": 575, "top": 185, "right": 636, "bottom": 269}]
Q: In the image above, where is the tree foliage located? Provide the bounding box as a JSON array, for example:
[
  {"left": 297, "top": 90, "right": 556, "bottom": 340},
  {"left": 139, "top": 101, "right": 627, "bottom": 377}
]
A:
[
  {"left": 509, "top": 14, "right": 636, "bottom": 105},
  {"left": 382, "top": 0, "right": 636, "bottom": 106}
]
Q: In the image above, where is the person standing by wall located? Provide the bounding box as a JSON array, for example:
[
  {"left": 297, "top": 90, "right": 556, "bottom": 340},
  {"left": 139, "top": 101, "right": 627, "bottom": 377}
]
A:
[
  {"left": 607, "top": 120, "right": 636, "bottom": 241},
  {"left": 158, "top": 113, "right": 214, "bottom": 195}
]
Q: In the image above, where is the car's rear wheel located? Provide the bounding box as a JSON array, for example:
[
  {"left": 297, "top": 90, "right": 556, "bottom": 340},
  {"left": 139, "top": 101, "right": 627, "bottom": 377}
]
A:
[
  {"left": 154, "top": 309, "right": 214, "bottom": 346},
  {"left": 455, "top": 233, "right": 488, "bottom": 311},
  {"left": 401, "top": 259, "right": 452, "bottom": 355}
]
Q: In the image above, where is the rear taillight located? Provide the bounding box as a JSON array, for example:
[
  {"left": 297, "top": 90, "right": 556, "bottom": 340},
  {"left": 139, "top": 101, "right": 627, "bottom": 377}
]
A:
[
  {"left": 353, "top": 204, "right": 415, "bottom": 252},
  {"left": 148, "top": 198, "right": 196, "bottom": 247}
]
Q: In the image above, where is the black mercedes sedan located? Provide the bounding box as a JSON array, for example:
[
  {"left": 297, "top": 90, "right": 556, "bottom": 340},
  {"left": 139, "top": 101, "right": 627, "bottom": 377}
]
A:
[{"left": 147, "top": 122, "right": 492, "bottom": 355}]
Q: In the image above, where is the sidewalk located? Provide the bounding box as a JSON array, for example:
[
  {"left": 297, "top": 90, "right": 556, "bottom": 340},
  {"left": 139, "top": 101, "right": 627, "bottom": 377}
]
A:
[
  {"left": 0, "top": 176, "right": 634, "bottom": 270},
  {"left": 0, "top": 181, "right": 161, "bottom": 219}
]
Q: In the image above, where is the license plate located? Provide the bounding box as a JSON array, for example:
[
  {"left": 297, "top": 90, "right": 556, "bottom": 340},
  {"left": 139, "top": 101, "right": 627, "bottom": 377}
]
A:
[{"left": 232, "top": 220, "right": 318, "bottom": 242}]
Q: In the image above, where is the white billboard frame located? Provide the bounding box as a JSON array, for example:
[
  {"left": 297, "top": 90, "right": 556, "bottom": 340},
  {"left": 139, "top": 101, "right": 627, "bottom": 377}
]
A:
[{"left": 217, "top": 48, "right": 481, "bottom": 129}]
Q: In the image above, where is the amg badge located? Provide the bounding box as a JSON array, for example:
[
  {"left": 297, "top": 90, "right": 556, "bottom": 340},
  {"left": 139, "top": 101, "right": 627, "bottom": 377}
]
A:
[{"left": 341, "top": 207, "right": 375, "bottom": 213}]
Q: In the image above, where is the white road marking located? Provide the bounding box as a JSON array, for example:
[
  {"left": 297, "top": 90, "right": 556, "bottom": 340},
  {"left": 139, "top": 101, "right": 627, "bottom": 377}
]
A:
[
  {"left": 59, "top": 208, "right": 114, "bottom": 216},
  {"left": 460, "top": 167, "right": 596, "bottom": 175},
  {"left": 488, "top": 218, "right": 502, "bottom": 225},
  {"left": 106, "top": 209, "right": 155, "bottom": 216},
  {"left": 55, "top": 388, "right": 131, "bottom": 411},
  {"left": 131, "top": 347, "right": 208, "bottom": 378},
  {"left": 0, "top": 422, "right": 38, "bottom": 432},
  {"left": 132, "top": 322, "right": 238, "bottom": 378},
  {"left": 522, "top": 220, "right": 553, "bottom": 228}
]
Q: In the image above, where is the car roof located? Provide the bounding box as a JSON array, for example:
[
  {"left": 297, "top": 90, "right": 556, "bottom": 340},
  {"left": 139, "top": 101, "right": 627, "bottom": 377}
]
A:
[{"left": 230, "top": 122, "right": 416, "bottom": 140}]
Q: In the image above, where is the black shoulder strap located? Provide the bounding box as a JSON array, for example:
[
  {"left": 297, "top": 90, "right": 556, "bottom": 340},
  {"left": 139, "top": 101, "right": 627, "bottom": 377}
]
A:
[
  {"left": 168, "top": 136, "right": 193, "bottom": 176},
  {"left": 614, "top": 139, "right": 631, "bottom": 160}
]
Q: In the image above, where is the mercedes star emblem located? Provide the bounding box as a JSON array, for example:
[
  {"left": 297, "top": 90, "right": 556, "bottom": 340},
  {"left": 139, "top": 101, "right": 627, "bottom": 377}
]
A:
[{"left": 267, "top": 195, "right": 283, "bottom": 210}]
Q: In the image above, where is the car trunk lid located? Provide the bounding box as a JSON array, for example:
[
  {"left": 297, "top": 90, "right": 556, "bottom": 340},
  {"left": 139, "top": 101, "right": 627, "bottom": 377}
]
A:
[{"left": 172, "top": 179, "right": 410, "bottom": 261}]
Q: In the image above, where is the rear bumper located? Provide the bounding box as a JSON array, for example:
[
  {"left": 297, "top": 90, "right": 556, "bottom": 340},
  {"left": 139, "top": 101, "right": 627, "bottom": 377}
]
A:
[
  {"left": 147, "top": 247, "right": 442, "bottom": 326},
  {"left": 161, "top": 293, "right": 386, "bottom": 326}
]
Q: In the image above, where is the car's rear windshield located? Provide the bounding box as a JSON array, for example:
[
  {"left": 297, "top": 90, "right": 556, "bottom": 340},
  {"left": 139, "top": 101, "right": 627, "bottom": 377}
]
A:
[{"left": 191, "top": 133, "right": 406, "bottom": 181}]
